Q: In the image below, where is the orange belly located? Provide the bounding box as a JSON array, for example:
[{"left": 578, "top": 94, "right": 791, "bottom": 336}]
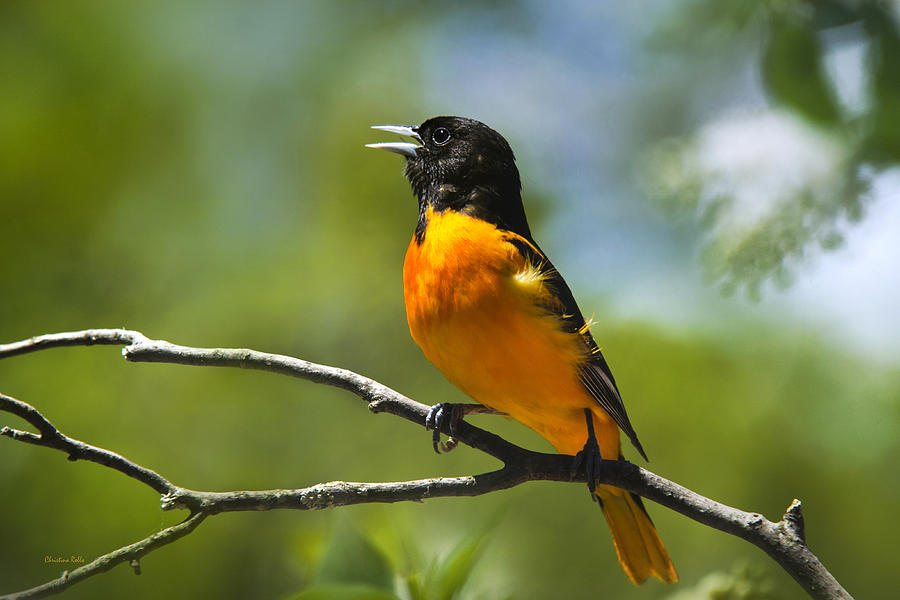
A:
[{"left": 403, "top": 208, "right": 620, "bottom": 457}]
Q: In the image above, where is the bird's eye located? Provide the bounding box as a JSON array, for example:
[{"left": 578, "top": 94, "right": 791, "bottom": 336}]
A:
[{"left": 432, "top": 127, "right": 451, "bottom": 145}]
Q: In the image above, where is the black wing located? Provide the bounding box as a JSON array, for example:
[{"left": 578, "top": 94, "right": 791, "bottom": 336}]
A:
[{"left": 507, "top": 236, "right": 648, "bottom": 461}]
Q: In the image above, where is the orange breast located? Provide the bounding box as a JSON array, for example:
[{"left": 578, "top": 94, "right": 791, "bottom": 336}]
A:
[{"left": 403, "top": 208, "right": 620, "bottom": 456}]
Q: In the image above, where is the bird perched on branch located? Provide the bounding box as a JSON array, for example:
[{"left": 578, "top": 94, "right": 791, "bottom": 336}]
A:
[{"left": 368, "top": 116, "right": 677, "bottom": 585}]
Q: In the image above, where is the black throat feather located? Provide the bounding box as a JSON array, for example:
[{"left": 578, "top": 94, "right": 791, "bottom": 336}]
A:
[{"left": 404, "top": 151, "right": 531, "bottom": 245}]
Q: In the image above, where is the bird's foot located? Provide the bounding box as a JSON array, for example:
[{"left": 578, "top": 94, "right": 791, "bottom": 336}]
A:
[
  {"left": 572, "top": 408, "right": 604, "bottom": 502},
  {"left": 424, "top": 403, "right": 503, "bottom": 454},
  {"left": 425, "top": 403, "right": 464, "bottom": 453}
]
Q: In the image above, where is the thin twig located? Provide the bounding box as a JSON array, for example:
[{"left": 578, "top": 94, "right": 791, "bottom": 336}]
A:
[
  {"left": 0, "top": 329, "right": 147, "bottom": 358},
  {"left": 0, "top": 329, "right": 853, "bottom": 600},
  {"left": 0, "top": 393, "right": 175, "bottom": 495},
  {"left": 2, "top": 512, "right": 207, "bottom": 600}
]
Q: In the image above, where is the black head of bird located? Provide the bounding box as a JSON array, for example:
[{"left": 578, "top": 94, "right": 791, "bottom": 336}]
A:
[{"left": 367, "top": 116, "right": 531, "bottom": 239}]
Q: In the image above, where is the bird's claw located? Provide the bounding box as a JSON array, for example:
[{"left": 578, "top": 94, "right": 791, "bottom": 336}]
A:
[
  {"left": 572, "top": 408, "right": 604, "bottom": 501},
  {"left": 573, "top": 441, "right": 604, "bottom": 500},
  {"left": 425, "top": 403, "right": 462, "bottom": 454}
]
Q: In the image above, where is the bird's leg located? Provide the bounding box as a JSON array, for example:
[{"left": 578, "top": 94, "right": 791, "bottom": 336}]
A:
[
  {"left": 425, "top": 403, "right": 504, "bottom": 454},
  {"left": 572, "top": 408, "right": 604, "bottom": 502}
]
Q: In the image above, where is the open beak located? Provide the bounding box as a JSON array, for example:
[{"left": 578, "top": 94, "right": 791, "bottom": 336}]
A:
[{"left": 366, "top": 125, "right": 422, "bottom": 158}]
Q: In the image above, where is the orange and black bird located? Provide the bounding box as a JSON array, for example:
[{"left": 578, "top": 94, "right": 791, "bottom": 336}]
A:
[{"left": 367, "top": 116, "right": 677, "bottom": 584}]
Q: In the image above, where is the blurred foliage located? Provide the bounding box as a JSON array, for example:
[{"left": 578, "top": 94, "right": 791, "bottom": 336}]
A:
[
  {"left": 641, "top": 119, "right": 869, "bottom": 299},
  {"left": 762, "top": 13, "right": 841, "bottom": 127},
  {"left": 289, "top": 520, "right": 492, "bottom": 600},
  {"left": 642, "top": 0, "right": 900, "bottom": 297},
  {"left": 312, "top": 521, "right": 395, "bottom": 593},
  {"left": 664, "top": 564, "right": 775, "bottom": 600},
  {"left": 404, "top": 529, "right": 490, "bottom": 600},
  {"left": 0, "top": 2, "right": 898, "bottom": 600}
]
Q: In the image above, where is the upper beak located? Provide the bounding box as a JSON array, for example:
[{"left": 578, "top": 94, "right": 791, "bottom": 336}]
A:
[{"left": 366, "top": 125, "right": 422, "bottom": 158}]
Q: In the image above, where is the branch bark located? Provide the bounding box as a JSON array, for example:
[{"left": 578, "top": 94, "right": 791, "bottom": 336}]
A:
[{"left": 0, "top": 329, "right": 853, "bottom": 600}]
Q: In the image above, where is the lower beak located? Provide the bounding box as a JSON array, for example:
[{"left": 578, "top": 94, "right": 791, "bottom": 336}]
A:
[{"left": 366, "top": 125, "right": 422, "bottom": 158}]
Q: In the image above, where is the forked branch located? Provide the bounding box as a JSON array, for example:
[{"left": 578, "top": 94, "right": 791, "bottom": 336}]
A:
[{"left": 0, "top": 329, "right": 852, "bottom": 600}]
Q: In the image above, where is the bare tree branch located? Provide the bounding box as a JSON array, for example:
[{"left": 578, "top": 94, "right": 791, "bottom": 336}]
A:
[
  {"left": 0, "top": 393, "right": 175, "bottom": 496},
  {"left": 0, "top": 329, "right": 853, "bottom": 600}
]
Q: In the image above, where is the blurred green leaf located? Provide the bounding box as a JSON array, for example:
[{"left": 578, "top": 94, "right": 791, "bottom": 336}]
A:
[
  {"left": 291, "top": 584, "right": 402, "bottom": 600},
  {"left": 405, "top": 572, "right": 427, "bottom": 600},
  {"left": 314, "top": 521, "right": 394, "bottom": 591},
  {"left": 862, "top": 4, "right": 900, "bottom": 163},
  {"left": 432, "top": 534, "right": 487, "bottom": 600},
  {"left": 762, "top": 17, "right": 841, "bottom": 126}
]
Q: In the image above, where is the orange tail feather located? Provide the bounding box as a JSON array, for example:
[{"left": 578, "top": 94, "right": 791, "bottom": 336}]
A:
[{"left": 596, "top": 484, "right": 678, "bottom": 584}]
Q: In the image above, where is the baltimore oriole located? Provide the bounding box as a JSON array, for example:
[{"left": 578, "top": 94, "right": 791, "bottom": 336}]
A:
[{"left": 368, "top": 116, "right": 677, "bottom": 584}]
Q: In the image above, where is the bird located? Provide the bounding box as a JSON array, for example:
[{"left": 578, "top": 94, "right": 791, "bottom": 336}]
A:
[{"left": 367, "top": 116, "right": 677, "bottom": 585}]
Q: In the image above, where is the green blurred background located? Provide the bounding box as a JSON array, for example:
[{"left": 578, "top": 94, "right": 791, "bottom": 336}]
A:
[{"left": 2, "top": 1, "right": 898, "bottom": 599}]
